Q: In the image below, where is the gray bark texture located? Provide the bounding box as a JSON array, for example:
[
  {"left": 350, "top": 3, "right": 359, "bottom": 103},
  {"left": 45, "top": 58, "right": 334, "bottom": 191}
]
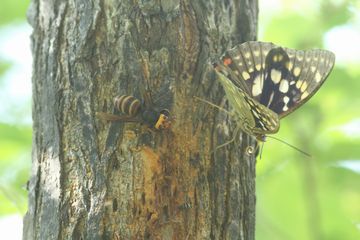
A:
[{"left": 24, "top": 0, "right": 258, "bottom": 239}]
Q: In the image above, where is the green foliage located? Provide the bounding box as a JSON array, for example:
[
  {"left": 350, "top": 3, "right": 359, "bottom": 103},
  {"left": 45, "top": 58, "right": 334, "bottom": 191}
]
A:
[
  {"left": 0, "top": 0, "right": 31, "bottom": 217},
  {"left": 320, "top": 0, "right": 356, "bottom": 29},
  {"left": 0, "top": 61, "right": 11, "bottom": 76},
  {"left": 257, "top": 0, "right": 360, "bottom": 239},
  {"left": 0, "top": 123, "right": 31, "bottom": 215},
  {"left": 0, "top": 1, "right": 29, "bottom": 24}
]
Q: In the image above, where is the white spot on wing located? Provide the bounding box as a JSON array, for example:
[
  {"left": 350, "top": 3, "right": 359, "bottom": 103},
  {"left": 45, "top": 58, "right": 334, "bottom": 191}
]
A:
[
  {"left": 293, "top": 67, "right": 301, "bottom": 77},
  {"left": 279, "top": 79, "right": 289, "bottom": 93},
  {"left": 287, "top": 62, "right": 293, "bottom": 71},
  {"left": 252, "top": 110, "right": 259, "bottom": 118},
  {"left": 315, "top": 72, "right": 322, "bottom": 82},
  {"left": 300, "top": 81, "right": 308, "bottom": 92},
  {"left": 283, "top": 96, "right": 290, "bottom": 111},
  {"left": 270, "top": 69, "right": 282, "bottom": 84},
  {"left": 296, "top": 80, "right": 304, "bottom": 89},
  {"left": 267, "top": 92, "right": 275, "bottom": 107},
  {"left": 242, "top": 71, "right": 250, "bottom": 80},
  {"left": 252, "top": 75, "right": 263, "bottom": 96},
  {"left": 283, "top": 96, "right": 290, "bottom": 104},
  {"left": 301, "top": 91, "right": 309, "bottom": 99},
  {"left": 271, "top": 118, "right": 278, "bottom": 126}
]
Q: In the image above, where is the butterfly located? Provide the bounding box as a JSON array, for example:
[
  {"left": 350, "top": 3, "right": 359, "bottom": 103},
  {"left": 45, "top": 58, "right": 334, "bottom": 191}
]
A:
[{"left": 213, "top": 41, "right": 335, "bottom": 142}]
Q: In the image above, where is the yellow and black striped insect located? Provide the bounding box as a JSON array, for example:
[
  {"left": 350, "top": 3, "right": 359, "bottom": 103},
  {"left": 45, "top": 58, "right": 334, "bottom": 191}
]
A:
[
  {"left": 213, "top": 41, "right": 335, "bottom": 142},
  {"left": 178, "top": 201, "right": 192, "bottom": 210},
  {"left": 97, "top": 91, "right": 172, "bottom": 130}
]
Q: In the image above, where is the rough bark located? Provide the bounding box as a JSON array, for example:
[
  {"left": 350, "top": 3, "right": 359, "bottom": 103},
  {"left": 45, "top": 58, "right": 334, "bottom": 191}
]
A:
[{"left": 24, "top": 0, "right": 258, "bottom": 239}]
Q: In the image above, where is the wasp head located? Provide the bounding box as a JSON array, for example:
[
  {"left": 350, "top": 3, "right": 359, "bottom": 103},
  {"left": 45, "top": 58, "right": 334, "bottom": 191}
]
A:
[{"left": 154, "top": 109, "right": 173, "bottom": 130}]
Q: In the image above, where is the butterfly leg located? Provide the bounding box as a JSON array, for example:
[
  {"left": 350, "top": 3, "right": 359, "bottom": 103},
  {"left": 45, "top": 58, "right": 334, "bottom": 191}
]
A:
[
  {"left": 212, "top": 125, "right": 241, "bottom": 155},
  {"left": 193, "top": 96, "right": 233, "bottom": 116}
]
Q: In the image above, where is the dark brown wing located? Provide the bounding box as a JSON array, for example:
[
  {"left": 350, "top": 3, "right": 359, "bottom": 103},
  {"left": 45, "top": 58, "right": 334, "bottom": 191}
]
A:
[{"left": 215, "top": 41, "right": 335, "bottom": 118}]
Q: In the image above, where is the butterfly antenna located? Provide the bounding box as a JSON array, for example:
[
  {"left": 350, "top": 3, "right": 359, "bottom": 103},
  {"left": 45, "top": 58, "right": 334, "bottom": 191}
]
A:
[
  {"left": 193, "top": 96, "right": 233, "bottom": 116},
  {"left": 266, "top": 136, "right": 312, "bottom": 158}
]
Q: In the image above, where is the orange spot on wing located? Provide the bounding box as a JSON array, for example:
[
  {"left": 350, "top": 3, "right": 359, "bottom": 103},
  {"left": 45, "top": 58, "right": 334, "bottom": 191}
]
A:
[{"left": 223, "top": 58, "right": 232, "bottom": 66}]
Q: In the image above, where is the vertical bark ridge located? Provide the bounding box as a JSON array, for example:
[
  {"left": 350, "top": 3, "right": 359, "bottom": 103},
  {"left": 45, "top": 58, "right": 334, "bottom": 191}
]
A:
[{"left": 24, "top": 0, "right": 258, "bottom": 239}]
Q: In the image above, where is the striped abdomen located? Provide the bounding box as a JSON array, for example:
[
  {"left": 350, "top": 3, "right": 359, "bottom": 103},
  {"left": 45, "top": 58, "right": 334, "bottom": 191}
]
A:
[{"left": 114, "top": 95, "right": 141, "bottom": 117}]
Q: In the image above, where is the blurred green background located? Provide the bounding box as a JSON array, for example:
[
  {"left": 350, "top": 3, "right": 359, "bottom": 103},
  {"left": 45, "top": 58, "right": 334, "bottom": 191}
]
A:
[
  {"left": 0, "top": 0, "right": 359, "bottom": 239},
  {"left": 257, "top": 0, "right": 360, "bottom": 240},
  {"left": 0, "top": 0, "right": 32, "bottom": 239}
]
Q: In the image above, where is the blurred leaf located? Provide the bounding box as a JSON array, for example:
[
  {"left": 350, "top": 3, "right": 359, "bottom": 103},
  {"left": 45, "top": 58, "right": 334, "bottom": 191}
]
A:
[
  {"left": 258, "top": 0, "right": 360, "bottom": 239},
  {"left": 0, "top": 61, "right": 11, "bottom": 76},
  {"left": 0, "top": 123, "right": 32, "bottom": 144},
  {"left": 320, "top": 0, "right": 356, "bottom": 30},
  {"left": 0, "top": 1, "right": 29, "bottom": 25},
  {"left": 0, "top": 123, "right": 31, "bottom": 215},
  {"left": 0, "top": 0, "right": 31, "bottom": 219},
  {"left": 262, "top": 13, "right": 324, "bottom": 48},
  {"left": 0, "top": 183, "right": 27, "bottom": 214}
]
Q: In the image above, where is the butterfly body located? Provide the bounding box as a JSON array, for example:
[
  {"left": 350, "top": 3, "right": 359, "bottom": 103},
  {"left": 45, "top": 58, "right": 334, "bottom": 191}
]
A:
[
  {"left": 214, "top": 41, "right": 335, "bottom": 141},
  {"left": 215, "top": 71, "right": 279, "bottom": 141}
]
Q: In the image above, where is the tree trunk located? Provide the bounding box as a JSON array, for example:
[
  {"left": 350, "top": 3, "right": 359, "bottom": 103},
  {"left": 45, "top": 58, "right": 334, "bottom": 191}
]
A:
[{"left": 24, "top": 0, "right": 258, "bottom": 239}]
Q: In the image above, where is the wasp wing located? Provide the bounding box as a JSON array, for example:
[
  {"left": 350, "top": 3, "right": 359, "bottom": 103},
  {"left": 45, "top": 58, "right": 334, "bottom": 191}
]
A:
[{"left": 96, "top": 112, "right": 140, "bottom": 122}]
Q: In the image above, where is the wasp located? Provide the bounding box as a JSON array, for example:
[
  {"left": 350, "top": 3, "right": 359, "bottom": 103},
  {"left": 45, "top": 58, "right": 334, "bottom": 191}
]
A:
[
  {"left": 97, "top": 90, "right": 173, "bottom": 130},
  {"left": 178, "top": 201, "right": 192, "bottom": 210}
]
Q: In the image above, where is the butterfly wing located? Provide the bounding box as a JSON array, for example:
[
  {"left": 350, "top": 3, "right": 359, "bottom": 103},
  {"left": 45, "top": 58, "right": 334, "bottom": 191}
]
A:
[
  {"left": 276, "top": 46, "right": 335, "bottom": 118},
  {"left": 258, "top": 47, "right": 294, "bottom": 116},
  {"left": 217, "top": 41, "right": 335, "bottom": 118},
  {"left": 218, "top": 41, "right": 276, "bottom": 100},
  {"left": 215, "top": 71, "right": 280, "bottom": 136}
]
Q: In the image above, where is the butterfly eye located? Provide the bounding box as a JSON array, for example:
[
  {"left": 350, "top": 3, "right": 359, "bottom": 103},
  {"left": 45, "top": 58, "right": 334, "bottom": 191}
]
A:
[{"left": 256, "top": 135, "right": 266, "bottom": 142}]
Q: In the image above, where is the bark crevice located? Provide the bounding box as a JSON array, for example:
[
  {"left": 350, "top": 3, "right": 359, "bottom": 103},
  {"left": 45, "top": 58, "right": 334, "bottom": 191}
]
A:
[{"left": 24, "top": 0, "right": 258, "bottom": 239}]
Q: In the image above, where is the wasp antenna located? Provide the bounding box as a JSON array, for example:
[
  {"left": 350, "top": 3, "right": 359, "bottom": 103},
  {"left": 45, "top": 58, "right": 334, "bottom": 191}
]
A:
[
  {"left": 193, "top": 96, "right": 233, "bottom": 116},
  {"left": 266, "top": 136, "right": 312, "bottom": 158}
]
